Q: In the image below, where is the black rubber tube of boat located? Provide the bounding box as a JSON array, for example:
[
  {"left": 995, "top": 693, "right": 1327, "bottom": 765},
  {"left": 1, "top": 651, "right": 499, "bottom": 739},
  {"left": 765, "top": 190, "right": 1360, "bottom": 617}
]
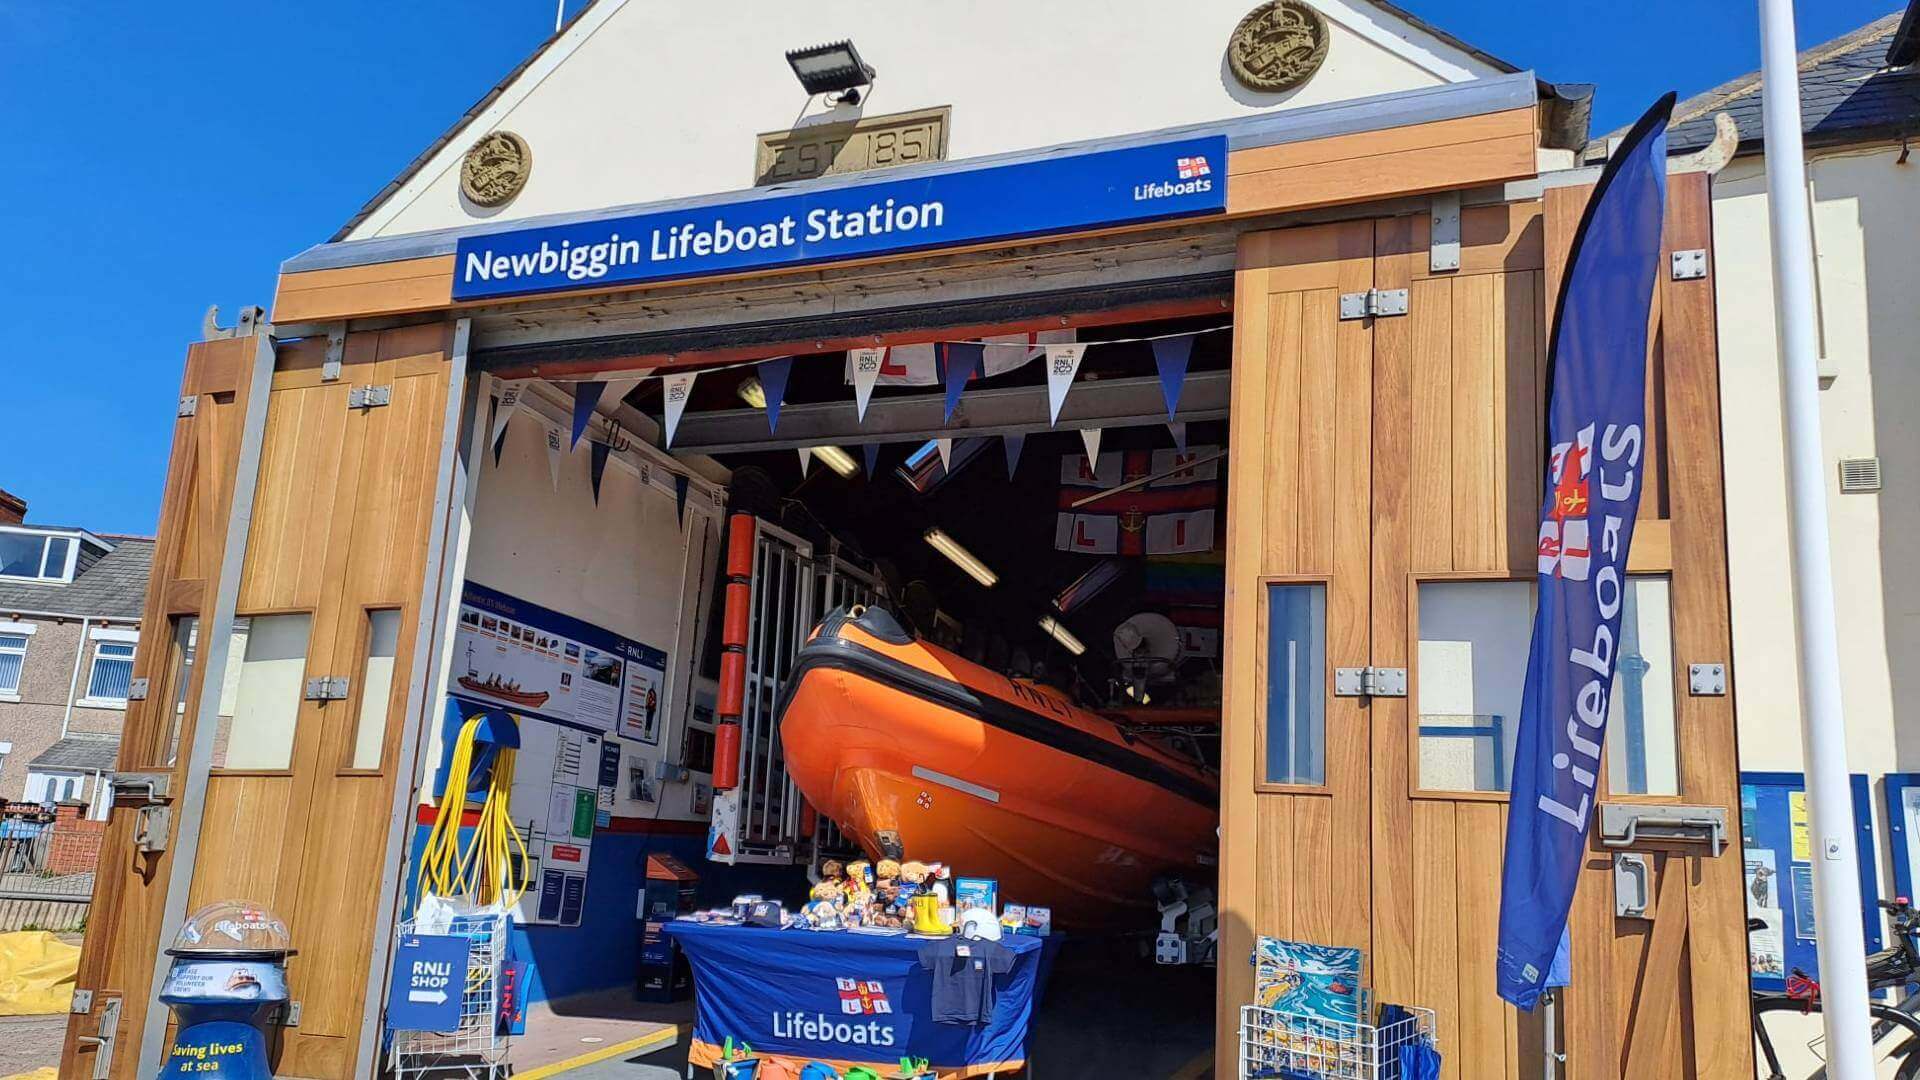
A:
[{"left": 775, "top": 624, "right": 1218, "bottom": 810}]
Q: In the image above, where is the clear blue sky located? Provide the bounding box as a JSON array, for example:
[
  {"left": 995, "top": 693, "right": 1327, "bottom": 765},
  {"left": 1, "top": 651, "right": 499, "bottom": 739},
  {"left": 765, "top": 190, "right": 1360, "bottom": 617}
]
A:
[{"left": 1, "top": 0, "right": 1899, "bottom": 536}]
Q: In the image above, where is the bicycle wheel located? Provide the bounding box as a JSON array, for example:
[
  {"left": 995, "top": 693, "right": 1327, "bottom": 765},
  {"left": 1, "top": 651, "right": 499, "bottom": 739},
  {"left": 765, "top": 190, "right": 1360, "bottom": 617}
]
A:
[{"left": 1751, "top": 996, "right": 1920, "bottom": 1078}]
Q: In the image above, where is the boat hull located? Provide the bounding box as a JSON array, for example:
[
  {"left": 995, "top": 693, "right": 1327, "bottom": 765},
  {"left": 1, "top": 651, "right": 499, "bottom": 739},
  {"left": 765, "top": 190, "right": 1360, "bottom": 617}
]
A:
[{"left": 777, "top": 609, "right": 1218, "bottom": 926}]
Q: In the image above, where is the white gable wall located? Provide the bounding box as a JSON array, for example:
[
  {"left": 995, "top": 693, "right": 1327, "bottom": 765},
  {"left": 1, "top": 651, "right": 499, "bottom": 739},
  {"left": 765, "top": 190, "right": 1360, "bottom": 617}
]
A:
[{"left": 348, "top": 0, "right": 1510, "bottom": 239}]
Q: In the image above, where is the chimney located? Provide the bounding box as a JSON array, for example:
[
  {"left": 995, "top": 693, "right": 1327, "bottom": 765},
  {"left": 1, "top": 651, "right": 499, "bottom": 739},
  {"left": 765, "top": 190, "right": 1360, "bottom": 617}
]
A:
[{"left": 0, "top": 489, "right": 23, "bottom": 525}]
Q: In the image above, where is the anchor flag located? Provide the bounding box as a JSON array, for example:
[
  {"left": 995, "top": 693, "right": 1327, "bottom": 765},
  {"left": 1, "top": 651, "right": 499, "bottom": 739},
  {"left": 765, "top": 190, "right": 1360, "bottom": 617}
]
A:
[
  {"left": 1044, "top": 343, "right": 1089, "bottom": 426},
  {"left": 490, "top": 380, "right": 527, "bottom": 464},
  {"left": 759, "top": 357, "right": 794, "bottom": 432},
  {"left": 849, "top": 348, "right": 886, "bottom": 421},
  {"left": 661, "top": 371, "right": 697, "bottom": 447},
  {"left": 940, "top": 342, "right": 984, "bottom": 422},
  {"left": 1495, "top": 93, "right": 1673, "bottom": 1011},
  {"left": 589, "top": 441, "right": 611, "bottom": 504},
  {"left": 570, "top": 381, "right": 606, "bottom": 449},
  {"left": 1150, "top": 334, "right": 1195, "bottom": 419}
]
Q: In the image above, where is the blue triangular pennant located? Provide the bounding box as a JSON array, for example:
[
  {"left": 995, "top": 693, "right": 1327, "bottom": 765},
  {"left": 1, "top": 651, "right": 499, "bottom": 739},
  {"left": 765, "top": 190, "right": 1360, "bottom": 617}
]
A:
[
  {"left": 589, "top": 441, "right": 610, "bottom": 504},
  {"left": 674, "top": 473, "right": 690, "bottom": 526},
  {"left": 1151, "top": 335, "right": 1195, "bottom": 419},
  {"left": 862, "top": 443, "right": 880, "bottom": 478},
  {"left": 1003, "top": 433, "right": 1025, "bottom": 477},
  {"left": 570, "top": 381, "right": 607, "bottom": 449},
  {"left": 759, "top": 357, "right": 794, "bottom": 433},
  {"left": 940, "top": 342, "right": 984, "bottom": 423}
]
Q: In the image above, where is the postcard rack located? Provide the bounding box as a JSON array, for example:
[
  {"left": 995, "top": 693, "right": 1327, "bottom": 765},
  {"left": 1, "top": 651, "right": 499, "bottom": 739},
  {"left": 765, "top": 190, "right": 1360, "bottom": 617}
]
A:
[{"left": 1237, "top": 1003, "right": 1437, "bottom": 1079}]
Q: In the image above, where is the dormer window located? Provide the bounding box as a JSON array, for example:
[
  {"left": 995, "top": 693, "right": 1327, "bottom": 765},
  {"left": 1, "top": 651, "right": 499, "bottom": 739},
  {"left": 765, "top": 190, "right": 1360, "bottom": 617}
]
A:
[{"left": 0, "top": 528, "right": 93, "bottom": 583}]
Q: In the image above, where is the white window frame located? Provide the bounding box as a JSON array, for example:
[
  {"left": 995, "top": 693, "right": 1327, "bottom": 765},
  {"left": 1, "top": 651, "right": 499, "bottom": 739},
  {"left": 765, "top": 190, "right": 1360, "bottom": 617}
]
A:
[
  {"left": 79, "top": 628, "right": 139, "bottom": 709},
  {"left": 24, "top": 768, "right": 85, "bottom": 805},
  {"left": 0, "top": 621, "right": 35, "bottom": 702},
  {"left": 0, "top": 527, "right": 86, "bottom": 585}
]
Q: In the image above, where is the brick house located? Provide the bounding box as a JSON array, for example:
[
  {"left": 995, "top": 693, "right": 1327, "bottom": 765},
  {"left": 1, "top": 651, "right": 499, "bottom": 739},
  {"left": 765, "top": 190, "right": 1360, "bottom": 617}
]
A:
[{"left": 0, "top": 491, "right": 151, "bottom": 816}]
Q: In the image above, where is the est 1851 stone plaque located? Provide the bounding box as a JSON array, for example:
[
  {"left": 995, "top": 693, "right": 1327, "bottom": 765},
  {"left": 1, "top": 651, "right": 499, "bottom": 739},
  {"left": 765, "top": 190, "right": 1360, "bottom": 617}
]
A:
[{"left": 754, "top": 106, "right": 950, "bottom": 186}]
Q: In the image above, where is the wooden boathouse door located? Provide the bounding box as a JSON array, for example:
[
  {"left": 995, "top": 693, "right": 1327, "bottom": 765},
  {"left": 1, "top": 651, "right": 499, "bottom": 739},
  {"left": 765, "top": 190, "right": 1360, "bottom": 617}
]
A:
[
  {"left": 1219, "top": 175, "right": 1752, "bottom": 1079},
  {"left": 65, "top": 323, "right": 461, "bottom": 1079}
]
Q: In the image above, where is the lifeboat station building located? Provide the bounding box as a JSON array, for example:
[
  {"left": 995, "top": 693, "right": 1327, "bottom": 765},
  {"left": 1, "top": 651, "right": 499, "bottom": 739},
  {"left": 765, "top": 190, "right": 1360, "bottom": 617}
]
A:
[{"left": 63, "top": 2, "right": 1760, "bottom": 1077}]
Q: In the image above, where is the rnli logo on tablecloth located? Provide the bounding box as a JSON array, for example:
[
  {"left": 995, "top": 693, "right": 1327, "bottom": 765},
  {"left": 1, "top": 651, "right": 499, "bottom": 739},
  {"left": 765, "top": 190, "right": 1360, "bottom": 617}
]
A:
[
  {"left": 1538, "top": 426, "right": 1595, "bottom": 580},
  {"left": 1227, "top": 1, "right": 1330, "bottom": 93},
  {"left": 836, "top": 978, "right": 892, "bottom": 1015},
  {"left": 461, "top": 130, "right": 533, "bottom": 208}
]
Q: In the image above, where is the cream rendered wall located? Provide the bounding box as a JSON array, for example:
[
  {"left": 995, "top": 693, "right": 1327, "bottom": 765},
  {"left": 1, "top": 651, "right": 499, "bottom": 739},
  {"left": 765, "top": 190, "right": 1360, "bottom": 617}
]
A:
[
  {"left": 348, "top": 0, "right": 1507, "bottom": 239},
  {"left": 1714, "top": 146, "right": 1920, "bottom": 951}
]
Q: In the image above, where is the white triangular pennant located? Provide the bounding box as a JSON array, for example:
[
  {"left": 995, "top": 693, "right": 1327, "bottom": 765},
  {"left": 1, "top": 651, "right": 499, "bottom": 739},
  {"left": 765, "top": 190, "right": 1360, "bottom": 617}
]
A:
[
  {"left": 1167, "top": 421, "right": 1188, "bottom": 453},
  {"left": 603, "top": 376, "right": 642, "bottom": 409},
  {"left": 1045, "top": 344, "right": 1089, "bottom": 427},
  {"left": 797, "top": 447, "right": 813, "bottom": 475},
  {"left": 490, "top": 380, "right": 527, "bottom": 452},
  {"left": 662, "top": 371, "right": 697, "bottom": 447},
  {"left": 936, "top": 438, "right": 953, "bottom": 473},
  {"left": 1079, "top": 427, "right": 1102, "bottom": 464},
  {"left": 849, "top": 347, "right": 886, "bottom": 422},
  {"left": 545, "top": 425, "right": 565, "bottom": 490}
]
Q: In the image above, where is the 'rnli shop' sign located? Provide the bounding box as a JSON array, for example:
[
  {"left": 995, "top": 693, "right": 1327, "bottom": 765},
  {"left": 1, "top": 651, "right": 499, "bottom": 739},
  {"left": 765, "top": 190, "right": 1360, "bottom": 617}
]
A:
[{"left": 451, "top": 135, "right": 1228, "bottom": 300}]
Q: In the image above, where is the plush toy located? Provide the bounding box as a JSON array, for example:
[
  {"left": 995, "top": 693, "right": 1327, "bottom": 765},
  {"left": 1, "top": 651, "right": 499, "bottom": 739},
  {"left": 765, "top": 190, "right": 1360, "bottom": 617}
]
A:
[
  {"left": 843, "top": 860, "right": 875, "bottom": 911},
  {"left": 819, "top": 859, "right": 846, "bottom": 883}
]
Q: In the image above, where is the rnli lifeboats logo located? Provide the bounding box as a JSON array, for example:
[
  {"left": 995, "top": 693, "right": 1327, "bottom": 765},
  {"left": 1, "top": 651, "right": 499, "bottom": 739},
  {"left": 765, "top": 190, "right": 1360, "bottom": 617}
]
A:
[
  {"left": 1538, "top": 427, "right": 1595, "bottom": 579},
  {"left": 836, "top": 977, "right": 892, "bottom": 1015},
  {"left": 1227, "top": 1, "right": 1330, "bottom": 94},
  {"left": 1133, "top": 154, "right": 1215, "bottom": 203}
]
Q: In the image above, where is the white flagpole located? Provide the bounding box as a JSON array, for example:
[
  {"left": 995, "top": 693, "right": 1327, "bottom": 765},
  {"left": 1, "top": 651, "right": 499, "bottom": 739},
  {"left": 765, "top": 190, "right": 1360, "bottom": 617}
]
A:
[{"left": 1758, "top": 0, "right": 1873, "bottom": 1072}]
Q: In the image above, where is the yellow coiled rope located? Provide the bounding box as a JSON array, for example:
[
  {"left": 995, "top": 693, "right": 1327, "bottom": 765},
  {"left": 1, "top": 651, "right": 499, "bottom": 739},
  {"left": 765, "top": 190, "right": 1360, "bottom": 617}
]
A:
[{"left": 417, "top": 713, "right": 530, "bottom": 907}]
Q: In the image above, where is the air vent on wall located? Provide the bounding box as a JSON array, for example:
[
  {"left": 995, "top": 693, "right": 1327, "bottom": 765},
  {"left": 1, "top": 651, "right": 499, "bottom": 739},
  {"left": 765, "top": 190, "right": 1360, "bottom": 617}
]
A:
[{"left": 1839, "top": 456, "right": 1883, "bottom": 493}]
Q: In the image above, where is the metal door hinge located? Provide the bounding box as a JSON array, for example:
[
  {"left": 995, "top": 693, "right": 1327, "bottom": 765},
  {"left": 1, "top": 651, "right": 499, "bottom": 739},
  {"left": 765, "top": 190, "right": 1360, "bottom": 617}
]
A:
[
  {"left": 71, "top": 988, "right": 94, "bottom": 1014},
  {"left": 321, "top": 324, "right": 347, "bottom": 382},
  {"left": 1339, "top": 289, "right": 1409, "bottom": 320},
  {"left": 1334, "top": 666, "right": 1408, "bottom": 697},
  {"left": 177, "top": 395, "right": 199, "bottom": 418},
  {"left": 125, "top": 677, "right": 149, "bottom": 701},
  {"left": 277, "top": 1001, "right": 302, "bottom": 1028},
  {"left": 1670, "top": 249, "right": 1708, "bottom": 280},
  {"left": 1598, "top": 802, "right": 1728, "bottom": 856},
  {"left": 1430, "top": 192, "right": 1462, "bottom": 273},
  {"left": 347, "top": 384, "right": 391, "bottom": 409},
  {"left": 304, "top": 675, "right": 350, "bottom": 700},
  {"left": 1687, "top": 663, "right": 1727, "bottom": 696}
]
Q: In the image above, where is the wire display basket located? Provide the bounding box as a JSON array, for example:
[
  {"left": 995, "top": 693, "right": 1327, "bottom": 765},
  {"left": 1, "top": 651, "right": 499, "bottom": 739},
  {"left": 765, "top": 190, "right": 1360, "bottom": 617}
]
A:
[
  {"left": 1238, "top": 1003, "right": 1438, "bottom": 1079},
  {"left": 390, "top": 905, "right": 511, "bottom": 1079}
]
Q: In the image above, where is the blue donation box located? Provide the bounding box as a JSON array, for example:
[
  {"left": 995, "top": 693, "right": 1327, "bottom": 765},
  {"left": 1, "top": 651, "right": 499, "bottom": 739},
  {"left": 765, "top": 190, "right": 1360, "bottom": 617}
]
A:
[{"left": 159, "top": 900, "right": 294, "bottom": 1080}]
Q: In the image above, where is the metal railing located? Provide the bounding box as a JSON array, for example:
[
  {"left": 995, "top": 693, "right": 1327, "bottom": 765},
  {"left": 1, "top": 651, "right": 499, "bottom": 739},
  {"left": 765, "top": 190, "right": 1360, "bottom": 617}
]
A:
[{"left": 0, "top": 807, "right": 102, "bottom": 931}]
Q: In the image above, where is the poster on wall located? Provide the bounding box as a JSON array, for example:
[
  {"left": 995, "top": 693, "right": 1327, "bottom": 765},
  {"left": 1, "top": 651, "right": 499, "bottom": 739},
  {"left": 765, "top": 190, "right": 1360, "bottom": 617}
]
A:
[
  {"left": 1739, "top": 774, "right": 1880, "bottom": 990},
  {"left": 510, "top": 720, "right": 601, "bottom": 928},
  {"left": 453, "top": 581, "right": 670, "bottom": 741}
]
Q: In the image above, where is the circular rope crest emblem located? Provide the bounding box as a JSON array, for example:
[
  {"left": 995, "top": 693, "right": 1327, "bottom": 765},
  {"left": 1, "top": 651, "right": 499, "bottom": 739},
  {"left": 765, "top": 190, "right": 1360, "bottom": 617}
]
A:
[
  {"left": 460, "top": 130, "right": 532, "bottom": 207},
  {"left": 1228, "top": 1, "right": 1331, "bottom": 93}
]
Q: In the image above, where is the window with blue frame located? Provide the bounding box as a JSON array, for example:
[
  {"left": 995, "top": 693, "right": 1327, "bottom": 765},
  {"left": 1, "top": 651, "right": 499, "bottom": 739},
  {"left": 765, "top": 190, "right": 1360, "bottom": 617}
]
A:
[{"left": 1263, "top": 583, "right": 1325, "bottom": 786}]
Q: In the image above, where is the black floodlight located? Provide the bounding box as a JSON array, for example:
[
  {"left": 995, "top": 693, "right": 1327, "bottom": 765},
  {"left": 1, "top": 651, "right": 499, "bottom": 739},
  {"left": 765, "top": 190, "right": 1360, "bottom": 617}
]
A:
[{"left": 785, "top": 40, "right": 875, "bottom": 104}]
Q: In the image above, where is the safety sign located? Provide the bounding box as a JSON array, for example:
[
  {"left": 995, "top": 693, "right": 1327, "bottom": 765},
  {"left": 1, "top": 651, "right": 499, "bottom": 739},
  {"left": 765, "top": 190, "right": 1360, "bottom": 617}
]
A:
[{"left": 387, "top": 933, "right": 468, "bottom": 1031}]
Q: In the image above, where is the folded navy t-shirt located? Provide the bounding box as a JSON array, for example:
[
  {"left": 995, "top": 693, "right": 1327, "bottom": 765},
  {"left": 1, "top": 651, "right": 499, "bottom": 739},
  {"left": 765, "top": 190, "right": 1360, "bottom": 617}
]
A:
[{"left": 917, "top": 938, "right": 1016, "bottom": 1025}]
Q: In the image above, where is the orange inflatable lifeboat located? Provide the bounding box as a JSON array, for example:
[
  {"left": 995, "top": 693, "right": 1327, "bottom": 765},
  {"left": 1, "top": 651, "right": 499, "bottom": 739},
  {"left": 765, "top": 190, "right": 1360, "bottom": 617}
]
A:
[{"left": 777, "top": 606, "right": 1218, "bottom": 926}]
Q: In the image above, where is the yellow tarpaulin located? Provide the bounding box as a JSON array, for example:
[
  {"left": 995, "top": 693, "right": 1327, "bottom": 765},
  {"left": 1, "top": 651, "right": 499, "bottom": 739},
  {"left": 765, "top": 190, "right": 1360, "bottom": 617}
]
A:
[
  {"left": 1, "top": 1068, "right": 59, "bottom": 1080},
  {"left": 0, "top": 931, "right": 79, "bottom": 1016}
]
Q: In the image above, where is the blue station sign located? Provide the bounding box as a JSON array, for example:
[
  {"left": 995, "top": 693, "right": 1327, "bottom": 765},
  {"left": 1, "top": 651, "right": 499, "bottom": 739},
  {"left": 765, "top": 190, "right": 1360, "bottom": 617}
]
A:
[
  {"left": 386, "top": 933, "right": 468, "bottom": 1032},
  {"left": 451, "top": 134, "right": 1228, "bottom": 301}
]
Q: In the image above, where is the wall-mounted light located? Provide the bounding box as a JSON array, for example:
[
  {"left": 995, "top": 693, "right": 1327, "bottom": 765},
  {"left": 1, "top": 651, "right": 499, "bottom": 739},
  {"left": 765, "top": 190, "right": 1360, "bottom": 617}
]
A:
[
  {"left": 924, "top": 528, "right": 997, "bottom": 588},
  {"left": 812, "top": 445, "right": 860, "bottom": 479},
  {"left": 1038, "top": 615, "right": 1086, "bottom": 657},
  {"left": 786, "top": 40, "right": 876, "bottom": 105}
]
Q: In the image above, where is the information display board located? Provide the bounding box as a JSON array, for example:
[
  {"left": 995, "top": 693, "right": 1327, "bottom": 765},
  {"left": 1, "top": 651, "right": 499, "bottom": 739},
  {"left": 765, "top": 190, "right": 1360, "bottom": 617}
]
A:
[
  {"left": 1740, "top": 771, "right": 1880, "bottom": 990},
  {"left": 453, "top": 581, "right": 669, "bottom": 743}
]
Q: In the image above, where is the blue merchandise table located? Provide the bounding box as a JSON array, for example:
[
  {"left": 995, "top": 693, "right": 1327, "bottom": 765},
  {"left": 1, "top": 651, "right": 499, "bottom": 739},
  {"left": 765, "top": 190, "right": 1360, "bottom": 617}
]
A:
[{"left": 665, "top": 922, "right": 1059, "bottom": 1077}]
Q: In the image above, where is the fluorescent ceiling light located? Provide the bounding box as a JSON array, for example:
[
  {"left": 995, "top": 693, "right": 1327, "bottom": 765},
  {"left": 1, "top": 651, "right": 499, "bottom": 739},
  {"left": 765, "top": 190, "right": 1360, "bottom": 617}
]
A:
[
  {"left": 737, "top": 378, "right": 767, "bottom": 409},
  {"left": 924, "top": 528, "right": 997, "bottom": 588},
  {"left": 1038, "top": 615, "right": 1086, "bottom": 657},
  {"left": 812, "top": 445, "right": 859, "bottom": 478}
]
